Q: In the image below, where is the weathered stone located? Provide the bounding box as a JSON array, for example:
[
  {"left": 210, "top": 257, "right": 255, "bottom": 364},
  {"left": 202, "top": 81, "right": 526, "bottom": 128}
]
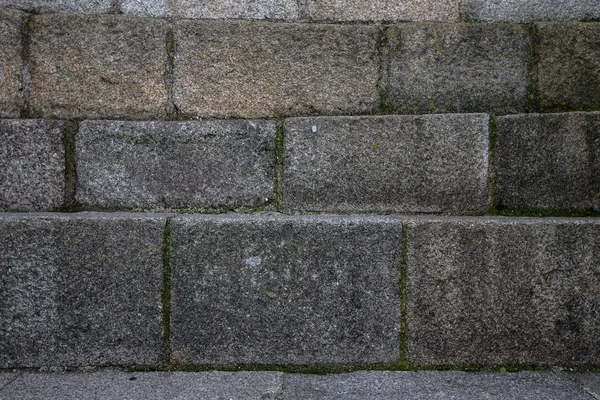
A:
[
  {"left": 496, "top": 112, "right": 600, "bottom": 211},
  {"left": 120, "top": 0, "right": 171, "bottom": 17},
  {"left": 0, "top": 9, "right": 24, "bottom": 118},
  {"left": 173, "top": 21, "right": 379, "bottom": 118},
  {"left": 304, "top": 0, "right": 459, "bottom": 22},
  {"left": 0, "top": 372, "right": 282, "bottom": 399},
  {"left": 76, "top": 120, "right": 276, "bottom": 210},
  {"left": 0, "top": 119, "right": 65, "bottom": 211},
  {"left": 0, "top": 0, "right": 112, "bottom": 13},
  {"left": 283, "top": 114, "right": 489, "bottom": 213},
  {"left": 462, "top": 0, "right": 600, "bottom": 22},
  {"left": 387, "top": 23, "right": 532, "bottom": 114},
  {"left": 29, "top": 14, "right": 168, "bottom": 120},
  {"left": 569, "top": 373, "right": 600, "bottom": 398},
  {"left": 539, "top": 23, "right": 600, "bottom": 112},
  {"left": 281, "top": 371, "right": 593, "bottom": 400},
  {"left": 0, "top": 213, "right": 166, "bottom": 368},
  {"left": 406, "top": 217, "right": 600, "bottom": 366},
  {"left": 170, "top": 214, "right": 402, "bottom": 365}
]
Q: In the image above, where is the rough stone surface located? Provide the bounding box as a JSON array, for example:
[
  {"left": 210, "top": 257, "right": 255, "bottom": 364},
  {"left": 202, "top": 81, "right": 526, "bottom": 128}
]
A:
[
  {"left": 76, "top": 120, "right": 276, "bottom": 210},
  {"left": 283, "top": 114, "right": 489, "bottom": 213},
  {"left": 387, "top": 23, "right": 531, "bottom": 114},
  {"left": 173, "top": 21, "right": 379, "bottom": 118},
  {"left": 462, "top": 0, "right": 600, "bottom": 22},
  {"left": 496, "top": 112, "right": 600, "bottom": 211},
  {"left": 0, "top": 213, "right": 166, "bottom": 368},
  {"left": 304, "top": 0, "right": 459, "bottom": 22},
  {"left": 0, "top": 119, "right": 65, "bottom": 211},
  {"left": 406, "top": 217, "right": 600, "bottom": 366},
  {"left": 281, "top": 371, "right": 593, "bottom": 399},
  {"left": 0, "top": 0, "right": 112, "bottom": 13},
  {"left": 0, "top": 372, "right": 282, "bottom": 399},
  {"left": 538, "top": 23, "right": 600, "bottom": 112},
  {"left": 569, "top": 373, "right": 600, "bottom": 398},
  {"left": 0, "top": 9, "right": 24, "bottom": 118},
  {"left": 170, "top": 214, "right": 402, "bottom": 365},
  {"left": 29, "top": 14, "right": 168, "bottom": 120}
]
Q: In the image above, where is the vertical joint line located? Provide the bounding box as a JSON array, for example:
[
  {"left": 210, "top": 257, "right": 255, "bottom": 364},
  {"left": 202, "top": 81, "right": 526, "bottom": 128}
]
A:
[
  {"left": 20, "top": 13, "right": 34, "bottom": 118},
  {"left": 488, "top": 115, "right": 499, "bottom": 213},
  {"left": 109, "top": 0, "right": 123, "bottom": 14},
  {"left": 61, "top": 120, "right": 79, "bottom": 211},
  {"left": 275, "top": 121, "right": 285, "bottom": 212},
  {"left": 400, "top": 223, "right": 409, "bottom": 367},
  {"left": 162, "top": 217, "right": 173, "bottom": 365},
  {"left": 165, "top": 23, "right": 178, "bottom": 120}
]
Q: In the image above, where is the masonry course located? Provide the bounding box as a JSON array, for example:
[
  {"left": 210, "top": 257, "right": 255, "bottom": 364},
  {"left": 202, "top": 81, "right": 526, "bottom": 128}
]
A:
[
  {"left": 0, "top": 9, "right": 24, "bottom": 118},
  {"left": 406, "top": 217, "right": 600, "bottom": 366},
  {"left": 0, "top": 213, "right": 166, "bottom": 368},
  {"left": 462, "top": 0, "right": 600, "bottom": 23},
  {"left": 283, "top": 114, "right": 489, "bottom": 213},
  {"left": 0, "top": 0, "right": 112, "bottom": 14},
  {"left": 76, "top": 120, "right": 277, "bottom": 210}
]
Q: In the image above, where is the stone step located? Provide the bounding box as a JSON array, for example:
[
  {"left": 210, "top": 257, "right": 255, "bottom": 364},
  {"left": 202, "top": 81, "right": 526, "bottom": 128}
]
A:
[{"left": 0, "top": 371, "right": 598, "bottom": 399}]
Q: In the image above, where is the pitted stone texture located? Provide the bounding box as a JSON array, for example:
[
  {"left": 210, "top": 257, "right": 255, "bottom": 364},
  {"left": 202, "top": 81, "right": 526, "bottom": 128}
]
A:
[
  {"left": 387, "top": 23, "right": 531, "bottom": 114},
  {"left": 496, "top": 112, "right": 600, "bottom": 211},
  {"left": 0, "top": 213, "right": 165, "bottom": 368},
  {"left": 462, "top": 0, "right": 600, "bottom": 22},
  {"left": 170, "top": 214, "right": 402, "bottom": 365},
  {"left": 283, "top": 114, "right": 489, "bottom": 213},
  {"left": 304, "top": 0, "right": 459, "bottom": 22},
  {"left": 0, "top": 372, "right": 282, "bottom": 399},
  {"left": 0, "top": 9, "right": 24, "bottom": 118},
  {"left": 0, "top": 120, "right": 65, "bottom": 211},
  {"left": 0, "top": 0, "right": 112, "bottom": 13},
  {"left": 173, "top": 21, "right": 379, "bottom": 118},
  {"left": 76, "top": 120, "right": 276, "bottom": 210},
  {"left": 539, "top": 23, "right": 600, "bottom": 112},
  {"left": 29, "top": 14, "right": 168, "bottom": 120},
  {"left": 406, "top": 217, "right": 600, "bottom": 366}
]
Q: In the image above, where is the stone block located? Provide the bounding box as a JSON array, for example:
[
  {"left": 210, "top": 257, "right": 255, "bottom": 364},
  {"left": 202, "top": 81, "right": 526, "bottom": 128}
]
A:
[
  {"left": 462, "top": 0, "right": 600, "bottom": 22},
  {"left": 0, "top": 213, "right": 166, "bottom": 368},
  {"left": 0, "top": 119, "right": 65, "bottom": 211},
  {"left": 170, "top": 214, "right": 402, "bottom": 365},
  {"left": 406, "top": 217, "right": 600, "bottom": 366},
  {"left": 173, "top": 20, "right": 379, "bottom": 118},
  {"left": 387, "top": 23, "right": 532, "bottom": 114},
  {"left": 29, "top": 14, "right": 168, "bottom": 120},
  {"left": 76, "top": 120, "right": 276, "bottom": 210},
  {"left": 538, "top": 23, "right": 600, "bottom": 112},
  {"left": 283, "top": 114, "right": 489, "bottom": 213},
  {"left": 0, "top": 9, "right": 24, "bottom": 118},
  {"left": 496, "top": 112, "right": 600, "bottom": 211},
  {"left": 0, "top": 0, "right": 112, "bottom": 13}
]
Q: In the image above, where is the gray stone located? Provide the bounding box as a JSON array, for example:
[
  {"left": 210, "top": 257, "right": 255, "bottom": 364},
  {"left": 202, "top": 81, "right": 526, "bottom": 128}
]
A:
[
  {"left": 0, "top": 119, "right": 65, "bottom": 211},
  {"left": 120, "top": 0, "right": 171, "bottom": 17},
  {"left": 76, "top": 120, "right": 276, "bottom": 210},
  {"left": 406, "top": 217, "right": 600, "bottom": 366},
  {"left": 496, "top": 112, "right": 600, "bottom": 211},
  {"left": 173, "top": 21, "right": 379, "bottom": 118},
  {"left": 0, "top": 372, "right": 282, "bottom": 399},
  {"left": 283, "top": 114, "right": 489, "bottom": 213},
  {"left": 29, "top": 14, "right": 168, "bottom": 120},
  {"left": 462, "top": 0, "right": 600, "bottom": 22},
  {"left": 304, "top": 0, "right": 459, "bottom": 22},
  {"left": 0, "top": 0, "right": 112, "bottom": 13},
  {"left": 569, "top": 373, "right": 600, "bottom": 398},
  {"left": 539, "top": 23, "right": 600, "bottom": 112},
  {"left": 0, "top": 213, "right": 166, "bottom": 368},
  {"left": 170, "top": 214, "right": 402, "bottom": 365},
  {"left": 0, "top": 9, "right": 24, "bottom": 118},
  {"left": 281, "top": 371, "right": 593, "bottom": 399},
  {"left": 387, "top": 23, "right": 532, "bottom": 114}
]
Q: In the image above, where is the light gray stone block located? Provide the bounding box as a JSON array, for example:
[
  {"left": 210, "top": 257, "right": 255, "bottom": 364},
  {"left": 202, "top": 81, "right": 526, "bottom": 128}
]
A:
[
  {"left": 304, "top": 0, "right": 459, "bottom": 22},
  {"left": 76, "top": 120, "right": 276, "bottom": 210},
  {"left": 29, "top": 14, "right": 168, "bottom": 120},
  {"left": 173, "top": 20, "right": 379, "bottom": 118},
  {"left": 387, "top": 23, "right": 532, "bottom": 114},
  {"left": 0, "top": 9, "right": 24, "bottom": 118},
  {"left": 539, "top": 23, "right": 600, "bottom": 112},
  {"left": 170, "top": 214, "right": 402, "bottom": 365},
  {"left": 0, "top": 372, "right": 282, "bottom": 399},
  {"left": 462, "top": 0, "right": 600, "bottom": 22},
  {"left": 0, "top": 119, "right": 65, "bottom": 211},
  {"left": 281, "top": 371, "right": 593, "bottom": 399},
  {"left": 0, "top": 213, "right": 166, "bottom": 368},
  {"left": 283, "top": 114, "right": 489, "bottom": 213},
  {"left": 569, "top": 373, "right": 600, "bottom": 398},
  {"left": 496, "top": 112, "right": 600, "bottom": 211},
  {"left": 406, "top": 217, "right": 600, "bottom": 366},
  {"left": 120, "top": 0, "right": 171, "bottom": 17},
  {"left": 0, "top": 0, "right": 112, "bottom": 13}
]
